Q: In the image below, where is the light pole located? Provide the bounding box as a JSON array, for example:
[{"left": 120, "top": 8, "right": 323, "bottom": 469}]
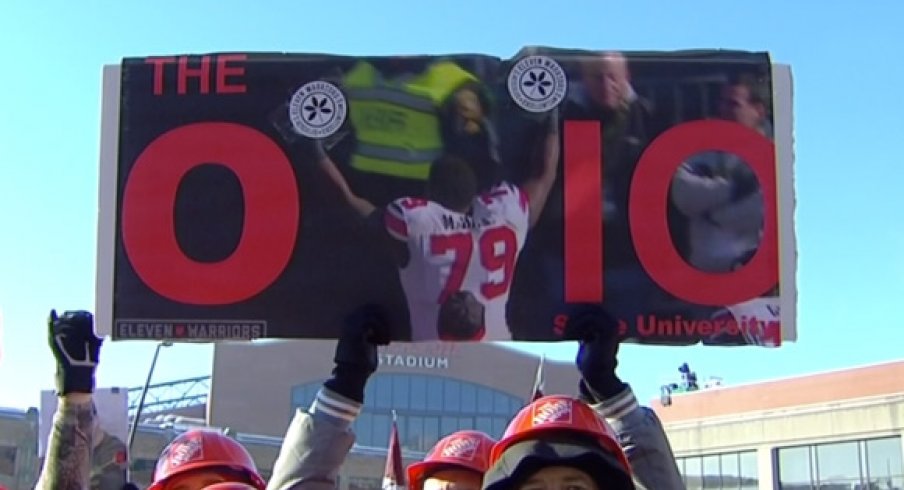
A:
[{"left": 127, "top": 340, "right": 172, "bottom": 480}]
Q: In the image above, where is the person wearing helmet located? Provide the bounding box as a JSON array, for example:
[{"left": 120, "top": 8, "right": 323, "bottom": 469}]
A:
[
  {"left": 147, "top": 429, "right": 267, "bottom": 490},
  {"left": 563, "top": 304, "right": 684, "bottom": 490},
  {"left": 33, "top": 309, "right": 265, "bottom": 490},
  {"left": 268, "top": 302, "right": 681, "bottom": 490},
  {"left": 407, "top": 430, "right": 497, "bottom": 490},
  {"left": 482, "top": 395, "right": 635, "bottom": 490},
  {"left": 34, "top": 303, "right": 389, "bottom": 490},
  {"left": 266, "top": 304, "right": 391, "bottom": 490}
]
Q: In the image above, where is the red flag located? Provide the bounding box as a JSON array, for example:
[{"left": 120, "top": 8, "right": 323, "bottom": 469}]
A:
[
  {"left": 530, "top": 354, "right": 546, "bottom": 401},
  {"left": 383, "top": 411, "right": 407, "bottom": 490}
]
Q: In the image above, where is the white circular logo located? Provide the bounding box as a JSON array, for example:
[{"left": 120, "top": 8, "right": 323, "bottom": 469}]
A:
[
  {"left": 507, "top": 56, "right": 567, "bottom": 113},
  {"left": 288, "top": 81, "right": 347, "bottom": 138}
]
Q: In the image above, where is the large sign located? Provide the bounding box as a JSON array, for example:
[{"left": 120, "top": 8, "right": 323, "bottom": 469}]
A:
[{"left": 96, "top": 47, "right": 796, "bottom": 347}]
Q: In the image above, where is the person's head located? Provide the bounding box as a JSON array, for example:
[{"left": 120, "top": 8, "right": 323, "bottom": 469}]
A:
[
  {"left": 148, "top": 430, "right": 266, "bottom": 490},
  {"left": 580, "top": 52, "right": 631, "bottom": 111},
  {"left": 427, "top": 155, "right": 479, "bottom": 212},
  {"left": 408, "top": 431, "right": 497, "bottom": 490},
  {"left": 719, "top": 74, "right": 768, "bottom": 130},
  {"left": 483, "top": 396, "right": 634, "bottom": 490}
]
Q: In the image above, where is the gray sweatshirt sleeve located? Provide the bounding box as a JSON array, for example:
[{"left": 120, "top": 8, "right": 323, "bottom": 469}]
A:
[
  {"left": 35, "top": 397, "right": 96, "bottom": 490},
  {"left": 671, "top": 160, "right": 733, "bottom": 218},
  {"left": 591, "top": 385, "right": 685, "bottom": 490},
  {"left": 266, "top": 387, "right": 360, "bottom": 490}
]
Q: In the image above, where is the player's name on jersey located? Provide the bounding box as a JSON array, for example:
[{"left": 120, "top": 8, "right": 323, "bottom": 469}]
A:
[{"left": 440, "top": 213, "right": 493, "bottom": 231}]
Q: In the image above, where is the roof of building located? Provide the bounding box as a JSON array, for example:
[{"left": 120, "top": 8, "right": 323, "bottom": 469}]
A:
[{"left": 653, "top": 358, "right": 904, "bottom": 423}]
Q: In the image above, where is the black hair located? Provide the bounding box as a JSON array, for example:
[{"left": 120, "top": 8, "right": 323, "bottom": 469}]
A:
[{"left": 427, "top": 155, "right": 478, "bottom": 212}]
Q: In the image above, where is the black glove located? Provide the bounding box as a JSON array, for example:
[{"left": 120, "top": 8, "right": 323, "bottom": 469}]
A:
[
  {"left": 48, "top": 309, "right": 102, "bottom": 395},
  {"left": 324, "top": 304, "right": 391, "bottom": 403},
  {"left": 562, "top": 304, "right": 625, "bottom": 402}
]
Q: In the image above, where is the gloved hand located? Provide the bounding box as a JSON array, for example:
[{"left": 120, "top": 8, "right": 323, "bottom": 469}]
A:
[
  {"left": 562, "top": 304, "right": 625, "bottom": 402},
  {"left": 48, "top": 309, "right": 102, "bottom": 395},
  {"left": 324, "top": 304, "right": 391, "bottom": 403},
  {"left": 729, "top": 164, "right": 760, "bottom": 201}
]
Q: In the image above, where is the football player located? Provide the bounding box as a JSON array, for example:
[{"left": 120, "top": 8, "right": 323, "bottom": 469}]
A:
[{"left": 312, "top": 109, "right": 559, "bottom": 341}]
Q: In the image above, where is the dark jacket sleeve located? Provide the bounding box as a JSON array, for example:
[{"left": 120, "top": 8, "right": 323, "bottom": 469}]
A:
[
  {"left": 591, "top": 385, "right": 685, "bottom": 490},
  {"left": 35, "top": 397, "right": 96, "bottom": 490},
  {"left": 266, "top": 387, "right": 360, "bottom": 490}
]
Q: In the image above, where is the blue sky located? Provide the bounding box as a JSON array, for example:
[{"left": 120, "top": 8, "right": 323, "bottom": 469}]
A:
[{"left": 1, "top": 0, "right": 902, "bottom": 412}]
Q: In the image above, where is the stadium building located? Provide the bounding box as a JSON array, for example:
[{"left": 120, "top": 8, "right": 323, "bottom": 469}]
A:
[{"left": 2, "top": 341, "right": 578, "bottom": 489}]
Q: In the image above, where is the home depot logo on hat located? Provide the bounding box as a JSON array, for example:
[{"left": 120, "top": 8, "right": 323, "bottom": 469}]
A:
[
  {"left": 440, "top": 434, "right": 481, "bottom": 461},
  {"left": 165, "top": 433, "right": 205, "bottom": 468},
  {"left": 531, "top": 398, "right": 573, "bottom": 426}
]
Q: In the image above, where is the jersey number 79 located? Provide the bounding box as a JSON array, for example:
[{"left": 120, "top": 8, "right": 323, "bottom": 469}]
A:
[{"left": 430, "top": 227, "right": 518, "bottom": 304}]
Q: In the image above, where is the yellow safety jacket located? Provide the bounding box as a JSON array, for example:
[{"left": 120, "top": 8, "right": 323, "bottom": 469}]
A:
[{"left": 343, "top": 60, "right": 478, "bottom": 180}]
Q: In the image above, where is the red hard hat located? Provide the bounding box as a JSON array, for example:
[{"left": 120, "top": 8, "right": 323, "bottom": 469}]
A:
[
  {"left": 407, "top": 431, "right": 496, "bottom": 490},
  {"left": 490, "top": 395, "right": 631, "bottom": 474},
  {"left": 148, "top": 429, "right": 266, "bottom": 490}
]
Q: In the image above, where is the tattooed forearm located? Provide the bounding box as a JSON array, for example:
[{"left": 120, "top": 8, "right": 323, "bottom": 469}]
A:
[{"left": 35, "top": 397, "right": 96, "bottom": 490}]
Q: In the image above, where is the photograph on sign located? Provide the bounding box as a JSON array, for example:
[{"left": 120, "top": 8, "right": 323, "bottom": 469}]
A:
[{"left": 97, "top": 47, "right": 795, "bottom": 346}]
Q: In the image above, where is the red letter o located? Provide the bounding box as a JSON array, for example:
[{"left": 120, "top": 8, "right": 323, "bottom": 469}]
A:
[
  {"left": 629, "top": 120, "right": 778, "bottom": 306},
  {"left": 122, "top": 122, "right": 300, "bottom": 305}
]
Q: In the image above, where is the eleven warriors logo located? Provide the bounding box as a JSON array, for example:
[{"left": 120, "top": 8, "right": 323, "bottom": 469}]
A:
[
  {"left": 288, "top": 81, "right": 347, "bottom": 139},
  {"left": 507, "top": 55, "right": 567, "bottom": 113},
  {"left": 440, "top": 435, "right": 480, "bottom": 460},
  {"left": 531, "top": 398, "right": 573, "bottom": 426}
]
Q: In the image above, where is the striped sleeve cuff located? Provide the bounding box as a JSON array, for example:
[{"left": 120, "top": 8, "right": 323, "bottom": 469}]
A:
[
  {"left": 593, "top": 384, "right": 639, "bottom": 421},
  {"left": 309, "top": 387, "right": 363, "bottom": 425}
]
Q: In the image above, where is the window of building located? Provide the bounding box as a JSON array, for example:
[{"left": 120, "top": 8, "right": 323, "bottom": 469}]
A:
[
  {"left": 738, "top": 451, "right": 757, "bottom": 489},
  {"left": 676, "top": 450, "right": 758, "bottom": 489},
  {"left": 289, "top": 374, "right": 525, "bottom": 452},
  {"left": 775, "top": 436, "right": 903, "bottom": 489},
  {"left": 348, "top": 476, "right": 381, "bottom": 490},
  {"left": 0, "top": 445, "right": 16, "bottom": 476}
]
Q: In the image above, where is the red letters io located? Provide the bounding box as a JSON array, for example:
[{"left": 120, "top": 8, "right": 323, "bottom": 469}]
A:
[
  {"left": 121, "top": 122, "right": 300, "bottom": 305},
  {"left": 629, "top": 119, "right": 778, "bottom": 305}
]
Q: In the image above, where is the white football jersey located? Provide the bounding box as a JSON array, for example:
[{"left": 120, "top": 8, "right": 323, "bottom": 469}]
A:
[
  {"left": 384, "top": 182, "right": 530, "bottom": 341},
  {"left": 722, "top": 296, "right": 782, "bottom": 347}
]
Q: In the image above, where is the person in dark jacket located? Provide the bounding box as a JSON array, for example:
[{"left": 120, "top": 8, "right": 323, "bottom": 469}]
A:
[{"left": 482, "top": 394, "right": 636, "bottom": 490}]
